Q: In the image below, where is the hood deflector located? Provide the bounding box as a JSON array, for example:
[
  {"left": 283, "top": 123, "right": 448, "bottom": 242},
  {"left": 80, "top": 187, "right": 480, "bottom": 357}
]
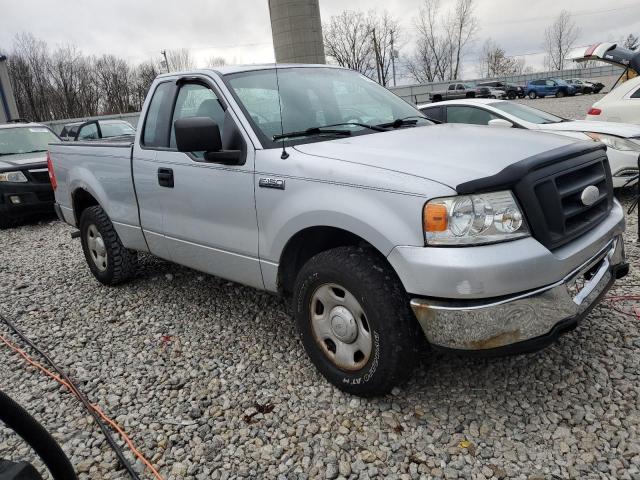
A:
[{"left": 456, "top": 143, "right": 607, "bottom": 194}]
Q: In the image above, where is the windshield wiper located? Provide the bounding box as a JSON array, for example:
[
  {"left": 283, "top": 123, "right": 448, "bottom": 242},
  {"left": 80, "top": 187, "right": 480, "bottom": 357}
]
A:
[
  {"left": 273, "top": 121, "right": 388, "bottom": 141},
  {"left": 376, "top": 116, "right": 429, "bottom": 129}
]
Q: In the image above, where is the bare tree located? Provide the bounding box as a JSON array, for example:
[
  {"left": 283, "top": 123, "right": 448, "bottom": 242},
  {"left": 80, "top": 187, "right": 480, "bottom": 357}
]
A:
[
  {"left": 369, "top": 11, "right": 401, "bottom": 86},
  {"left": 95, "top": 55, "right": 133, "bottom": 114},
  {"left": 131, "top": 61, "right": 159, "bottom": 111},
  {"left": 406, "top": 0, "right": 477, "bottom": 83},
  {"left": 543, "top": 10, "right": 580, "bottom": 71},
  {"left": 324, "top": 10, "right": 375, "bottom": 78},
  {"left": 165, "top": 48, "right": 196, "bottom": 72},
  {"left": 407, "top": 0, "right": 449, "bottom": 83},
  {"left": 4, "top": 33, "right": 166, "bottom": 120},
  {"left": 10, "top": 33, "right": 54, "bottom": 121},
  {"left": 478, "top": 39, "right": 526, "bottom": 77},
  {"left": 448, "top": 0, "right": 477, "bottom": 80},
  {"left": 206, "top": 56, "right": 228, "bottom": 68},
  {"left": 622, "top": 33, "right": 639, "bottom": 51}
]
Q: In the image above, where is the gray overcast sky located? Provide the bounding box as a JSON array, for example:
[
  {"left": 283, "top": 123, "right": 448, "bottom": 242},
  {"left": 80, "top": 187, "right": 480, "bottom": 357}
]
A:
[{"left": 1, "top": 0, "right": 639, "bottom": 81}]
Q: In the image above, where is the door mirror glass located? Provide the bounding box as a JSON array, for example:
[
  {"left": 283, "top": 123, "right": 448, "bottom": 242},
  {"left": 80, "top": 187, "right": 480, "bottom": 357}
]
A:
[
  {"left": 174, "top": 117, "right": 222, "bottom": 153},
  {"left": 488, "top": 118, "right": 514, "bottom": 128}
]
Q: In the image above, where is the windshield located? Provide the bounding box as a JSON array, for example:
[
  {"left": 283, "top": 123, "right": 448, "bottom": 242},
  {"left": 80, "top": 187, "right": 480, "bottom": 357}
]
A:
[
  {"left": 100, "top": 122, "right": 135, "bottom": 138},
  {"left": 489, "top": 101, "right": 564, "bottom": 124},
  {"left": 225, "top": 67, "right": 430, "bottom": 147},
  {"left": 0, "top": 126, "right": 59, "bottom": 156}
]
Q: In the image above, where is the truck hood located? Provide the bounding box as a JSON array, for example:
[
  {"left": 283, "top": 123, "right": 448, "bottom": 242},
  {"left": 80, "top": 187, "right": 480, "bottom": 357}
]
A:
[
  {"left": 0, "top": 151, "right": 48, "bottom": 171},
  {"left": 294, "top": 124, "right": 582, "bottom": 189},
  {"left": 539, "top": 120, "right": 640, "bottom": 138}
]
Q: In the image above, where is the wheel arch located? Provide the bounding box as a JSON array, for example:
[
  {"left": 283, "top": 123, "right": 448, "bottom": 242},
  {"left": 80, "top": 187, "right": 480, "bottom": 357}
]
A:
[
  {"left": 71, "top": 187, "right": 100, "bottom": 225},
  {"left": 276, "top": 226, "right": 393, "bottom": 298}
]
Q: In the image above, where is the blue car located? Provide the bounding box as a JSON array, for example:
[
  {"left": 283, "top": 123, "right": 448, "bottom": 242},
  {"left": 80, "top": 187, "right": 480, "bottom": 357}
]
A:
[{"left": 526, "top": 78, "right": 576, "bottom": 99}]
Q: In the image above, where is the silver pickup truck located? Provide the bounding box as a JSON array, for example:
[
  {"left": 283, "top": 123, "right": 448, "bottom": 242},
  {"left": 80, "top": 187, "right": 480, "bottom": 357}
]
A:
[{"left": 49, "top": 65, "right": 628, "bottom": 396}]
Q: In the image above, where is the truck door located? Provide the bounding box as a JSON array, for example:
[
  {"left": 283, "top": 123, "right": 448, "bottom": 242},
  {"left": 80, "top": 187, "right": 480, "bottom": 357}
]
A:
[
  {"left": 132, "top": 80, "right": 176, "bottom": 260},
  {"left": 153, "top": 78, "right": 262, "bottom": 289}
]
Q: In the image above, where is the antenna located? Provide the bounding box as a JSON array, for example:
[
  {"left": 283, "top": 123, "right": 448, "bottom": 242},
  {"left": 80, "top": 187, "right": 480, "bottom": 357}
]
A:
[{"left": 274, "top": 62, "right": 289, "bottom": 159}]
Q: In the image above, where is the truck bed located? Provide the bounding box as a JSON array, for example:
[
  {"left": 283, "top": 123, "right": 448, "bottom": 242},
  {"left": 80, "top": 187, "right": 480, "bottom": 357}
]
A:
[{"left": 48, "top": 140, "right": 144, "bottom": 249}]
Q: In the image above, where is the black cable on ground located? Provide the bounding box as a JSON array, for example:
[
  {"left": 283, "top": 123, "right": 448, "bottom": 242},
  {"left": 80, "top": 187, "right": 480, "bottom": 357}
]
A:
[
  {"left": 0, "top": 389, "right": 77, "bottom": 480},
  {"left": 0, "top": 313, "right": 141, "bottom": 480}
]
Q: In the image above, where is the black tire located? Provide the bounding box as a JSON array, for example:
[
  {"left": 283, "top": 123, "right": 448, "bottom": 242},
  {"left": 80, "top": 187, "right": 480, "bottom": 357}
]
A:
[
  {"left": 292, "top": 246, "right": 422, "bottom": 397},
  {"left": 79, "top": 205, "right": 136, "bottom": 285},
  {"left": 431, "top": 95, "right": 442, "bottom": 102},
  {"left": 507, "top": 91, "right": 516, "bottom": 100},
  {"left": 556, "top": 89, "right": 566, "bottom": 98},
  {"left": 528, "top": 91, "right": 537, "bottom": 99}
]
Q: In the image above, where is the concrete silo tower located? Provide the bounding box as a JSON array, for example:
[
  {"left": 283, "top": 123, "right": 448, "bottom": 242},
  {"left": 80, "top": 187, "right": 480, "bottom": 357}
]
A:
[{"left": 268, "top": 0, "right": 326, "bottom": 64}]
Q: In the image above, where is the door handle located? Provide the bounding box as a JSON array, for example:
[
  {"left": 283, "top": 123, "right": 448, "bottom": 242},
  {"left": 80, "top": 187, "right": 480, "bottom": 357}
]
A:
[{"left": 158, "top": 168, "right": 174, "bottom": 188}]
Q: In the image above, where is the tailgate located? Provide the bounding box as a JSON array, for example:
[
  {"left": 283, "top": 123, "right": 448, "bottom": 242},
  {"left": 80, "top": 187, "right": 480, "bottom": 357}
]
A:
[{"left": 568, "top": 42, "right": 640, "bottom": 77}]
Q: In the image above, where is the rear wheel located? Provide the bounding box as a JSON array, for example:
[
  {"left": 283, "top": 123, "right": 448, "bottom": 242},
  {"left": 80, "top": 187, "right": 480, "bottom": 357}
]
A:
[
  {"left": 292, "top": 246, "right": 422, "bottom": 397},
  {"left": 507, "top": 91, "right": 516, "bottom": 100},
  {"left": 528, "top": 91, "right": 537, "bottom": 99},
  {"left": 79, "top": 205, "right": 136, "bottom": 285}
]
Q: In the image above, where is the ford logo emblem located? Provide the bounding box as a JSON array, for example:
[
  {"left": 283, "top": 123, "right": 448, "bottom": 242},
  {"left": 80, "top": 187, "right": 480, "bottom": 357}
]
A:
[{"left": 580, "top": 185, "right": 600, "bottom": 206}]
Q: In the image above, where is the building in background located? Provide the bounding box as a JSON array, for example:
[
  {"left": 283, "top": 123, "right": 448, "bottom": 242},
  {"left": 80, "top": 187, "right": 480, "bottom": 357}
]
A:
[
  {"left": 268, "top": 0, "right": 325, "bottom": 64},
  {"left": 0, "top": 55, "right": 20, "bottom": 123}
]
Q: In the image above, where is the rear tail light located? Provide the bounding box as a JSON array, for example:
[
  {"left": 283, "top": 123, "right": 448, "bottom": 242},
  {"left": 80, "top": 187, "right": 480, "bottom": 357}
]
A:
[
  {"left": 47, "top": 151, "right": 57, "bottom": 190},
  {"left": 588, "top": 107, "right": 602, "bottom": 116}
]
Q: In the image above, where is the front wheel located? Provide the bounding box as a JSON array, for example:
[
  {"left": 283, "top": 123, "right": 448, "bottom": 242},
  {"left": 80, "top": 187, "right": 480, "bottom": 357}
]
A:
[
  {"left": 528, "top": 91, "right": 537, "bottom": 99},
  {"left": 292, "top": 246, "right": 422, "bottom": 397},
  {"left": 79, "top": 205, "right": 137, "bottom": 285},
  {"left": 556, "top": 90, "right": 566, "bottom": 98}
]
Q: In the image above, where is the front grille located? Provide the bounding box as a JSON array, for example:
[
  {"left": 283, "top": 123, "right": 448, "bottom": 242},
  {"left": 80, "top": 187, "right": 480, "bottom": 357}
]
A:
[
  {"left": 514, "top": 149, "right": 613, "bottom": 250},
  {"left": 27, "top": 169, "right": 50, "bottom": 183}
]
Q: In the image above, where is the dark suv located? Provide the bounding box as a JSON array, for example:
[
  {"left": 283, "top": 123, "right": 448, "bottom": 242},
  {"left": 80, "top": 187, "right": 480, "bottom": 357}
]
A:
[
  {"left": 0, "top": 122, "right": 60, "bottom": 227},
  {"left": 477, "top": 81, "right": 524, "bottom": 99}
]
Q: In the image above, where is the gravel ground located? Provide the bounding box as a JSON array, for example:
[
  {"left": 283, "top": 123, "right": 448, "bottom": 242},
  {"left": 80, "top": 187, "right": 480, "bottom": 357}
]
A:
[
  {"left": 0, "top": 111, "right": 639, "bottom": 479},
  {"left": 513, "top": 94, "right": 605, "bottom": 120}
]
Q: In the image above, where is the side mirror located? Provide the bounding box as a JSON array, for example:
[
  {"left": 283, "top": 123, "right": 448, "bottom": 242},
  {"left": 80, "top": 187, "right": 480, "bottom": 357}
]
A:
[
  {"left": 488, "top": 118, "right": 514, "bottom": 128},
  {"left": 174, "top": 116, "right": 243, "bottom": 165},
  {"left": 175, "top": 116, "right": 222, "bottom": 152}
]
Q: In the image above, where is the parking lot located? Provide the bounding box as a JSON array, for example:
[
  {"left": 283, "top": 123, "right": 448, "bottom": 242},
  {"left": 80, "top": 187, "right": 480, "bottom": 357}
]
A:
[
  {"left": 513, "top": 93, "right": 606, "bottom": 119},
  {"left": 1, "top": 94, "right": 639, "bottom": 480}
]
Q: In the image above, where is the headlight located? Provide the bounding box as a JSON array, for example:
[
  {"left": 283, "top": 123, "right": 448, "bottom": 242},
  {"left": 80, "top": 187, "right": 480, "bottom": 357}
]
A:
[
  {"left": 0, "top": 171, "right": 28, "bottom": 183},
  {"left": 585, "top": 132, "right": 640, "bottom": 152},
  {"left": 423, "top": 191, "right": 530, "bottom": 246}
]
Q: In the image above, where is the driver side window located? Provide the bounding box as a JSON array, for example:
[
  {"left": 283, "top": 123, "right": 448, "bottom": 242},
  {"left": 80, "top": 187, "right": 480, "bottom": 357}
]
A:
[{"left": 170, "top": 83, "right": 225, "bottom": 152}]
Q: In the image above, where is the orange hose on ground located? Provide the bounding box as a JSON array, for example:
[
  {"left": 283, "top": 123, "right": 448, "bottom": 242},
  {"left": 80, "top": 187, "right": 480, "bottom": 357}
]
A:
[{"left": 0, "top": 334, "right": 164, "bottom": 480}]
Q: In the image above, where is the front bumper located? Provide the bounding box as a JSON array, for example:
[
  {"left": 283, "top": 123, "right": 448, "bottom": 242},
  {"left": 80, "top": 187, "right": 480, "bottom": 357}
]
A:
[
  {"left": 0, "top": 182, "right": 54, "bottom": 219},
  {"left": 410, "top": 235, "right": 627, "bottom": 352}
]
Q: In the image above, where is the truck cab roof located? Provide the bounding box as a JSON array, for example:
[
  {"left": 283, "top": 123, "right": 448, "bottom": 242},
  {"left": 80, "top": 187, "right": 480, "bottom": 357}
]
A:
[{"left": 156, "top": 63, "right": 345, "bottom": 79}]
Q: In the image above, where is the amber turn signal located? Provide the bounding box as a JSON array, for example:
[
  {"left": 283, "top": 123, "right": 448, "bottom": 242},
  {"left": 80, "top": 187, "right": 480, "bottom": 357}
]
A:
[{"left": 424, "top": 203, "right": 448, "bottom": 232}]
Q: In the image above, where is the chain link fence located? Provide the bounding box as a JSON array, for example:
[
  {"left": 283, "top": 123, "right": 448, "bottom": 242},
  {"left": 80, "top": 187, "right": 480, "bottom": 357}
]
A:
[{"left": 389, "top": 64, "right": 625, "bottom": 105}]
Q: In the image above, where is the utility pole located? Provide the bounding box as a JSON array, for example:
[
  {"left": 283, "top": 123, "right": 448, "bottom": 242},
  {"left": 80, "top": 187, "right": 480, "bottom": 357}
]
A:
[
  {"left": 371, "top": 28, "right": 382, "bottom": 85},
  {"left": 390, "top": 30, "right": 397, "bottom": 87},
  {"left": 160, "top": 50, "right": 170, "bottom": 73}
]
